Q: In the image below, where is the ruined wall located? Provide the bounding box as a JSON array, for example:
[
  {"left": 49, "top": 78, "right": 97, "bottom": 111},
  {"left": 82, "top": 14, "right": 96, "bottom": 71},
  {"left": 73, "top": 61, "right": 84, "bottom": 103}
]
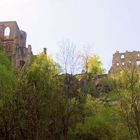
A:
[
  {"left": 109, "top": 51, "right": 140, "bottom": 74},
  {"left": 0, "top": 21, "right": 32, "bottom": 69}
]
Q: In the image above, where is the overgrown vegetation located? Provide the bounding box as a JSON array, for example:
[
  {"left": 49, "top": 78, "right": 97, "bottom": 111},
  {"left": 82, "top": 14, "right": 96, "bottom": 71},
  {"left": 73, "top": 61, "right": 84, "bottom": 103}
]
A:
[{"left": 0, "top": 46, "right": 140, "bottom": 140}]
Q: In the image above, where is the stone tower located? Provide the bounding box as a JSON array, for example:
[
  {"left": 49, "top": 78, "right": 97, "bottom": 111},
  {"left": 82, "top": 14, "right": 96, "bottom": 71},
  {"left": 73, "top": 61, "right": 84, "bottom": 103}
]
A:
[
  {"left": 109, "top": 51, "right": 140, "bottom": 75},
  {"left": 0, "top": 21, "right": 32, "bottom": 69}
]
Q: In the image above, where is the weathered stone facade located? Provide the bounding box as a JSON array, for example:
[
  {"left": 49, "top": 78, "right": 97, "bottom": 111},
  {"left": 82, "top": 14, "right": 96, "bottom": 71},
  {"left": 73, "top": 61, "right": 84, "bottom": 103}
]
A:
[
  {"left": 0, "top": 21, "right": 32, "bottom": 69},
  {"left": 109, "top": 51, "right": 140, "bottom": 74}
]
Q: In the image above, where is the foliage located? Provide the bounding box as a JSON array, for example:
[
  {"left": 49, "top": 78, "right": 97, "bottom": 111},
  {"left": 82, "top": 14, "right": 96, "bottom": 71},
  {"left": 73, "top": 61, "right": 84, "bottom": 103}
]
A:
[
  {"left": 0, "top": 53, "right": 84, "bottom": 140},
  {"left": 0, "top": 50, "right": 139, "bottom": 140},
  {"left": 116, "top": 68, "right": 140, "bottom": 140},
  {"left": 85, "top": 55, "right": 104, "bottom": 74},
  {"left": 72, "top": 95, "right": 130, "bottom": 140},
  {"left": 0, "top": 50, "right": 16, "bottom": 97},
  {"left": 79, "top": 73, "right": 97, "bottom": 97},
  {"left": 0, "top": 50, "right": 17, "bottom": 139}
]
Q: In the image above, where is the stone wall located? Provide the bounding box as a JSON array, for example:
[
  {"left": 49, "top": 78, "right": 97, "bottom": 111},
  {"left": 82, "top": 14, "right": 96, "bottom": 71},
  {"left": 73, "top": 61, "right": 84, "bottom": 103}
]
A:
[
  {"left": 109, "top": 50, "right": 140, "bottom": 74},
  {"left": 0, "top": 21, "right": 32, "bottom": 69}
]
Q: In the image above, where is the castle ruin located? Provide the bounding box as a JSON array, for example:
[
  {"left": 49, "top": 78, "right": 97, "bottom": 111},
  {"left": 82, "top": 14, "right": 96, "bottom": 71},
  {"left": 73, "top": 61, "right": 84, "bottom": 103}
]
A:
[
  {"left": 109, "top": 50, "right": 140, "bottom": 74},
  {"left": 0, "top": 21, "right": 32, "bottom": 69}
]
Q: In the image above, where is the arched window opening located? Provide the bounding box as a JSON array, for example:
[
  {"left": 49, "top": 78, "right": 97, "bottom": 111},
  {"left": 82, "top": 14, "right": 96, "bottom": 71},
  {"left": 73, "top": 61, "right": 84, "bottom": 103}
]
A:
[{"left": 4, "top": 27, "right": 10, "bottom": 39}]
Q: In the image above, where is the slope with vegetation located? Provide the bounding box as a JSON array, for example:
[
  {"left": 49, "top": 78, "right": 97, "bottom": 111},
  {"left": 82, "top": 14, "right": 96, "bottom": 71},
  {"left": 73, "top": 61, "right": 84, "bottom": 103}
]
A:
[{"left": 0, "top": 45, "right": 140, "bottom": 140}]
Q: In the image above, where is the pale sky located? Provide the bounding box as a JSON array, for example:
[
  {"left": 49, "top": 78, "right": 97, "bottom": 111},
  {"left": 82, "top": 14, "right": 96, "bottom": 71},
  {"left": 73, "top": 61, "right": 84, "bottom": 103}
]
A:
[{"left": 0, "top": 0, "right": 140, "bottom": 72}]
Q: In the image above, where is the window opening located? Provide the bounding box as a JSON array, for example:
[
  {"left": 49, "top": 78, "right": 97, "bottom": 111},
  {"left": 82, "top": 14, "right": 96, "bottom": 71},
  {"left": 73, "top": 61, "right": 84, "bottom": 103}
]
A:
[{"left": 4, "top": 27, "right": 10, "bottom": 39}]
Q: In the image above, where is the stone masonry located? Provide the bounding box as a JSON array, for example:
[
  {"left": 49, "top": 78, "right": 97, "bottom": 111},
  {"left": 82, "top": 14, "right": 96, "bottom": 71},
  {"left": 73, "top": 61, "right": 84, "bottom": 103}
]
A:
[
  {"left": 109, "top": 50, "right": 140, "bottom": 74},
  {"left": 0, "top": 21, "right": 32, "bottom": 69}
]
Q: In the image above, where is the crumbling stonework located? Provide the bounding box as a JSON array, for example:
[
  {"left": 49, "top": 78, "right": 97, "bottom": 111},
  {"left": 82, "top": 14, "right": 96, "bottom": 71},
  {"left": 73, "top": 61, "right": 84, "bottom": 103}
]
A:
[
  {"left": 109, "top": 51, "right": 140, "bottom": 74},
  {"left": 0, "top": 21, "right": 32, "bottom": 69}
]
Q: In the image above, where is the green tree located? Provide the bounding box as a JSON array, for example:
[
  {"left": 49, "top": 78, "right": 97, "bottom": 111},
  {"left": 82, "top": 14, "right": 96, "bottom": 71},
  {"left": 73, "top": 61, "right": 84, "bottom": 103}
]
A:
[
  {"left": 116, "top": 67, "right": 140, "bottom": 140},
  {"left": 73, "top": 95, "right": 130, "bottom": 140},
  {"left": 0, "top": 50, "right": 16, "bottom": 95},
  {"left": 0, "top": 53, "right": 84, "bottom": 140},
  {"left": 85, "top": 55, "right": 104, "bottom": 74},
  {"left": 0, "top": 50, "right": 17, "bottom": 139}
]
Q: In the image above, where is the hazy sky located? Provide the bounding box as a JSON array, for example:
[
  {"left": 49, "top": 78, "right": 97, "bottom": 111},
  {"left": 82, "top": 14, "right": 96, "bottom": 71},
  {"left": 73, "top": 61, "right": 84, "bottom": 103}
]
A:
[{"left": 0, "top": 0, "right": 140, "bottom": 72}]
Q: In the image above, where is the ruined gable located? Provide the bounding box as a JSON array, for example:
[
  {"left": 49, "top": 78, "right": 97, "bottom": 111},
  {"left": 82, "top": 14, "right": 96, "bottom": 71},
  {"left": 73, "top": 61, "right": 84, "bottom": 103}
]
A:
[{"left": 0, "top": 21, "right": 32, "bottom": 69}]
